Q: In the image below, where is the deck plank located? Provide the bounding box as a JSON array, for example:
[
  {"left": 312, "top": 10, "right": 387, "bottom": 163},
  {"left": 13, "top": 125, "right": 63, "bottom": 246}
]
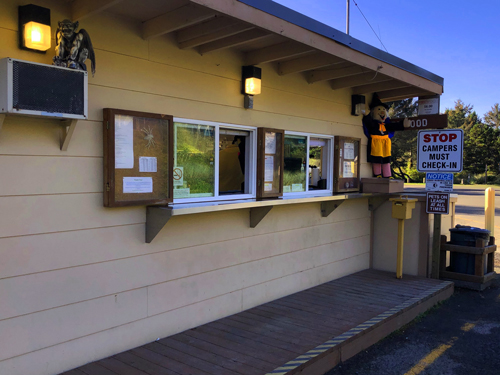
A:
[
  {"left": 156, "top": 337, "right": 256, "bottom": 375},
  {"left": 78, "top": 362, "right": 119, "bottom": 375},
  {"left": 99, "top": 358, "right": 149, "bottom": 375},
  {"left": 63, "top": 270, "right": 452, "bottom": 375},
  {"left": 169, "top": 333, "right": 274, "bottom": 373}
]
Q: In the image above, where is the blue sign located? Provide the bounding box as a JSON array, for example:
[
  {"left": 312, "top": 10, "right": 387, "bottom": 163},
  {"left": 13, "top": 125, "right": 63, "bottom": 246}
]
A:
[{"left": 426, "top": 173, "right": 453, "bottom": 192}]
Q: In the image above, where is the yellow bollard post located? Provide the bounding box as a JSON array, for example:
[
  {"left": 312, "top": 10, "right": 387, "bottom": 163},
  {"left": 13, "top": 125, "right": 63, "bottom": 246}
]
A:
[
  {"left": 390, "top": 197, "right": 417, "bottom": 279},
  {"left": 485, "top": 187, "right": 495, "bottom": 234},
  {"left": 396, "top": 219, "right": 405, "bottom": 279}
]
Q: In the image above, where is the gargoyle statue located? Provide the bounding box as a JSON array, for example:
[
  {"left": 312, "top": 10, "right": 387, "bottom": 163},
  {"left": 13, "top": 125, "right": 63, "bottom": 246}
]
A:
[{"left": 53, "top": 20, "right": 96, "bottom": 76}]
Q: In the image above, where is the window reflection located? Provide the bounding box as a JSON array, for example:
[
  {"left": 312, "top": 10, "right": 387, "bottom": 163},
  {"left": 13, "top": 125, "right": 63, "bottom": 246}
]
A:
[
  {"left": 284, "top": 135, "right": 307, "bottom": 192},
  {"left": 174, "top": 123, "right": 215, "bottom": 198},
  {"left": 219, "top": 128, "right": 250, "bottom": 195}
]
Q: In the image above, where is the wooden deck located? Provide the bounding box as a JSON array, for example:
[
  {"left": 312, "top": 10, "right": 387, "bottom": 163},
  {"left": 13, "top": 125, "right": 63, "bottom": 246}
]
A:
[{"left": 61, "top": 270, "right": 453, "bottom": 375}]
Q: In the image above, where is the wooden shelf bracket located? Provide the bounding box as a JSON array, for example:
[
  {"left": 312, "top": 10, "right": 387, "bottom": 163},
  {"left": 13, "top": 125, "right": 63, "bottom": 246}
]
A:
[
  {"left": 60, "top": 119, "right": 78, "bottom": 151},
  {"left": 146, "top": 206, "right": 173, "bottom": 243},
  {"left": 0, "top": 114, "right": 5, "bottom": 133},
  {"left": 250, "top": 206, "right": 273, "bottom": 228},
  {"left": 321, "top": 200, "right": 344, "bottom": 217}
]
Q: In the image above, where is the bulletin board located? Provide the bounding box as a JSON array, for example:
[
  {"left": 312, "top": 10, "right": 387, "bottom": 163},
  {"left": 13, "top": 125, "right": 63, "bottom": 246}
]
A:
[
  {"left": 334, "top": 136, "right": 361, "bottom": 193},
  {"left": 103, "top": 108, "right": 173, "bottom": 207},
  {"left": 257, "top": 127, "right": 284, "bottom": 199}
]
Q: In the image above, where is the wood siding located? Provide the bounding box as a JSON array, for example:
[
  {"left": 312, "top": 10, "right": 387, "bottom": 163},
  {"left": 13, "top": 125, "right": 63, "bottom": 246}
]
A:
[{"left": 0, "top": 1, "right": 371, "bottom": 374}]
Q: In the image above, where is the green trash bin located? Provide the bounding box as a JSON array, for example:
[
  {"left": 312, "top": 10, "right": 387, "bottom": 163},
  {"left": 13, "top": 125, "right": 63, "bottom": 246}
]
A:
[{"left": 449, "top": 225, "right": 490, "bottom": 274}]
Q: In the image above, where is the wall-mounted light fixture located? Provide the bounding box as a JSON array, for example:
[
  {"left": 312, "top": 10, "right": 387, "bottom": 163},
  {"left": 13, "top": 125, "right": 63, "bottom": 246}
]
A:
[
  {"left": 351, "top": 94, "right": 366, "bottom": 116},
  {"left": 242, "top": 65, "right": 262, "bottom": 109},
  {"left": 19, "top": 4, "right": 51, "bottom": 52}
]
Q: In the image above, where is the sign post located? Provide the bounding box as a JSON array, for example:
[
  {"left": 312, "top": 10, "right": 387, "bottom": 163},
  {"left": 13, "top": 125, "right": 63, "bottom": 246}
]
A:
[{"left": 417, "top": 129, "right": 464, "bottom": 279}]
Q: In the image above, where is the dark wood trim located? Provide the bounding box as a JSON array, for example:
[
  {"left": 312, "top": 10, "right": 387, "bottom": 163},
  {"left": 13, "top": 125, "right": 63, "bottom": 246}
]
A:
[
  {"left": 103, "top": 108, "right": 174, "bottom": 207},
  {"left": 334, "top": 136, "right": 361, "bottom": 193},
  {"left": 256, "top": 127, "right": 284, "bottom": 200}
]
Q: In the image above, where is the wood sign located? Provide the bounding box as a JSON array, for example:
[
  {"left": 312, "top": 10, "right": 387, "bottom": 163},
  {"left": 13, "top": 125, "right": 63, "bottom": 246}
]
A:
[
  {"left": 103, "top": 108, "right": 174, "bottom": 207},
  {"left": 426, "top": 192, "right": 450, "bottom": 215},
  {"left": 391, "top": 114, "right": 448, "bottom": 130}
]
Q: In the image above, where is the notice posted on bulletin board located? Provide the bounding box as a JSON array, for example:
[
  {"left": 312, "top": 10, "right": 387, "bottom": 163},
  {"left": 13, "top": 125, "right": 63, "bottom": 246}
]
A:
[{"left": 343, "top": 161, "right": 354, "bottom": 178}]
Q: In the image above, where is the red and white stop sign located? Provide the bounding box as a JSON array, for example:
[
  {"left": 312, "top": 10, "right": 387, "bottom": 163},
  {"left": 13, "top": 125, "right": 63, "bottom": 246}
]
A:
[{"left": 417, "top": 129, "right": 463, "bottom": 172}]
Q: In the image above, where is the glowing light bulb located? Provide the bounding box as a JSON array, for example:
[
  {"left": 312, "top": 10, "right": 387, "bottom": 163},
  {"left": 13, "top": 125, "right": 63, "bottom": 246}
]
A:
[{"left": 23, "top": 22, "right": 51, "bottom": 51}]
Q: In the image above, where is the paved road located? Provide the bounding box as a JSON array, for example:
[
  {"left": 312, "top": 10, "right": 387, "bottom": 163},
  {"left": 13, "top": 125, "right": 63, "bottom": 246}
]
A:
[{"left": 324, "top": 185, "right": 500, "bottom": 375}]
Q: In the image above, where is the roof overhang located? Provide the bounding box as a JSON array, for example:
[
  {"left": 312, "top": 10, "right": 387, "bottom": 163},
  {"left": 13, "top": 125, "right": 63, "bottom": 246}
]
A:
[{"left": 69, "top": 0, "right": 444, "bottom": 101}]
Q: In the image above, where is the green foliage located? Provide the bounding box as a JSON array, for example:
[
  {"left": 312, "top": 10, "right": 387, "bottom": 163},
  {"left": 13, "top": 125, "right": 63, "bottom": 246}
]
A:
[
  {"left": 463, "top": 123, "right": 500, "bottom": 175},
  {"left": 483, "top": 103, "right": 500, "bottom": 128},
  {"left": 384, "top": 98, "right": 500, "bottom": 184},
  {"left": 283, "top": 171, "right": 305, "bottom": 189},
  {"left": 407, "top": 168, "right": 426, "bottom": 183},
  {"left": 387, "top": 99, "right": 418, "bottom": 178},
  {"left": 175, "top": 125, "right": 215, "bottom": 195}
]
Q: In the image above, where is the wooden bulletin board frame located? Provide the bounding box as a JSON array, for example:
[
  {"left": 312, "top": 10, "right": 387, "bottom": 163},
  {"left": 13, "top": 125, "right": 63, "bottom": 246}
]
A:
[
  {"left": 334, "top": 136, "right": 361, "bottom": 193},
  {"left": 103, "top": 108, "right": 174, "bottom": 207},
  {"left": 257, "top": 127, "right": 284, "bottom": 199}
]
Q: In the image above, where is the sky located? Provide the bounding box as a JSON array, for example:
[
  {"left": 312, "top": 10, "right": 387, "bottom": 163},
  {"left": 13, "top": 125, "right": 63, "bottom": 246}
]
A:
[{"left": 273, "top": 0, "right": 500, "bottom": 118}]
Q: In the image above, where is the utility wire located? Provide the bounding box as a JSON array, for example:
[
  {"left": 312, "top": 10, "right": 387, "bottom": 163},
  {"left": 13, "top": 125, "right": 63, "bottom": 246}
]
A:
[{"left": 352, "top": 0, "right": 389, "bottom": 52}]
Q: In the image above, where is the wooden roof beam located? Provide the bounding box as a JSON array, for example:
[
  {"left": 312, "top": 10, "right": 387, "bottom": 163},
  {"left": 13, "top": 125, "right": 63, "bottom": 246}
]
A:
[
  {"left": 72, "top": 0, "right": 123, "bottom": 21},
  {"left": 307, "top": 65, "right": 363, "bottom": 84},
  {"left": 178, "top": 23, "right": 254, "bottom": 49},
  {"left": 198, "top": 29, "right": 270, "bottom": 55},
  {"left": 352, "top": 80, "right": 410, "bottom": 95},
  {"left": 190, "top": 0, "right": 443, "bottom": 95},
  {"left": 330, "top": 72, "right": 392, "bottom": 90},
  {"left": 244, "top": 41, "right": 314, "bottom": 66},
  {"left": 143, "top": 3, "right": 217, "bottom": 40},
  {"left": 378, "top": 87, "right": 433, "bottom": 101},
  {"left": 278, "top": 53, "right": 345, "bottom": 75}
]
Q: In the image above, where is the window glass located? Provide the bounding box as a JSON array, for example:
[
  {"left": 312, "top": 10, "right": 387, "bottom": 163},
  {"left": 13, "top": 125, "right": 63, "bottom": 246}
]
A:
[
  {"left": 174, "top": 119, "right": 255, "bottom": 202},
  {"left": 309, "top": 137, "right": 328, "bottom": 190},
  {"left": 284, "top": 133, "right": 332, "bottom": 194},
  {"left": 174, "top": 122, "right": 215, "bottom": 198},
  {"left": 219, "top": 128, "right": 251, "bottom": 195},
  {"left": 284, "top": 135, "right": 307, "bottom": 192}
]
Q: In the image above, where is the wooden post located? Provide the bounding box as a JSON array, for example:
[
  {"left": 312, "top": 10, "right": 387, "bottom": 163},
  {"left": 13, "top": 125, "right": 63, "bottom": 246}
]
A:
[
  {"left": 396, "top": 219, "right": 405, "bottom": 278},
  {"left": 431, "top": 214, "right": 442, "bottom": 279},
  {"left": 485, "top": 187, "right": 495, "bottom": 234}
]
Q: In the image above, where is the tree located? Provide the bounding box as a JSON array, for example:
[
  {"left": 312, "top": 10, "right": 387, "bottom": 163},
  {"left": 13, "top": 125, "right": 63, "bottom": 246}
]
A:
[
  {"left": 483, "top": 103, "right": 500, "bottom": 128},
  {"left": 386, "top": 98, "right": 418, "bottom": 180},
  {"left": 445, "top": 100, "right": 480, "bottom": 135},
  {"left": 463, "top": 123, "right": 500, "bottom": 176}
]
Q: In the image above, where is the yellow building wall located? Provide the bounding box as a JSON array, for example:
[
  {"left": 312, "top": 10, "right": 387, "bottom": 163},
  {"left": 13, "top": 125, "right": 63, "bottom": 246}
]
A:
[{"left": 0, "top": 1, "right": 371, "bottom": 374}]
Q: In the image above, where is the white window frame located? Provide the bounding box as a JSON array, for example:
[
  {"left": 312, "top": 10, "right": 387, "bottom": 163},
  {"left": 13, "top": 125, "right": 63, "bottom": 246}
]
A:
[
  {"left": 283, "top": 131, "right": 334, "bottom": 198},
  {"left": 173, "top": 117, "right": 257, "bottom": 204}
]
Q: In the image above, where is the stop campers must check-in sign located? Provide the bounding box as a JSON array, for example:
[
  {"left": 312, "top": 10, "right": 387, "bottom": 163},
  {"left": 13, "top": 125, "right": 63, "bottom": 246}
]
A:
[{"left": 417, "top": 129, "right": 463, "bottom": 172}]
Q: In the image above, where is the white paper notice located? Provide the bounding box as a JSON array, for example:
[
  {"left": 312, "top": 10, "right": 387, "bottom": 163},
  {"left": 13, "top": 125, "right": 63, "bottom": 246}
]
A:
[
  {"left": 264, "top": 183, "right": 273, "bottom": 192},
  {"left": 115, "top": 115, "right": 134, "bottom": 169},
  {"left": 139, "top": 157, "right": 157, "bottom": 172},
  {"left": 123, "top": 177, "right": 153, "bottom": 193},
  {"left": 265, "top": 132, "right": 277, "bottom": 154},
  {"left": 344, "top": 142, "right": 355, "bottom": 160},
  {"left": 292, "top": 183, "right": 304, "bottom": 192},
  {"left": 283, "top": 185, "right": 291, "bottom": 193},
  {"left": 265, "top": 156, "right": 274, "bottom": 182},
  {"left": 343, "top": 161, "right": 354, "bottom": 178},
  {"left": 174, "top": 188, "right": 190, "bottom": 198}
]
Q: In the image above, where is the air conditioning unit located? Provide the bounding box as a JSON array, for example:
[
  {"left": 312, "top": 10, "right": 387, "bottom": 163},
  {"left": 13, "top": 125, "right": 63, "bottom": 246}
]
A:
[{"left": 0, "top": 57, "right": 88, "bottom": 119}]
